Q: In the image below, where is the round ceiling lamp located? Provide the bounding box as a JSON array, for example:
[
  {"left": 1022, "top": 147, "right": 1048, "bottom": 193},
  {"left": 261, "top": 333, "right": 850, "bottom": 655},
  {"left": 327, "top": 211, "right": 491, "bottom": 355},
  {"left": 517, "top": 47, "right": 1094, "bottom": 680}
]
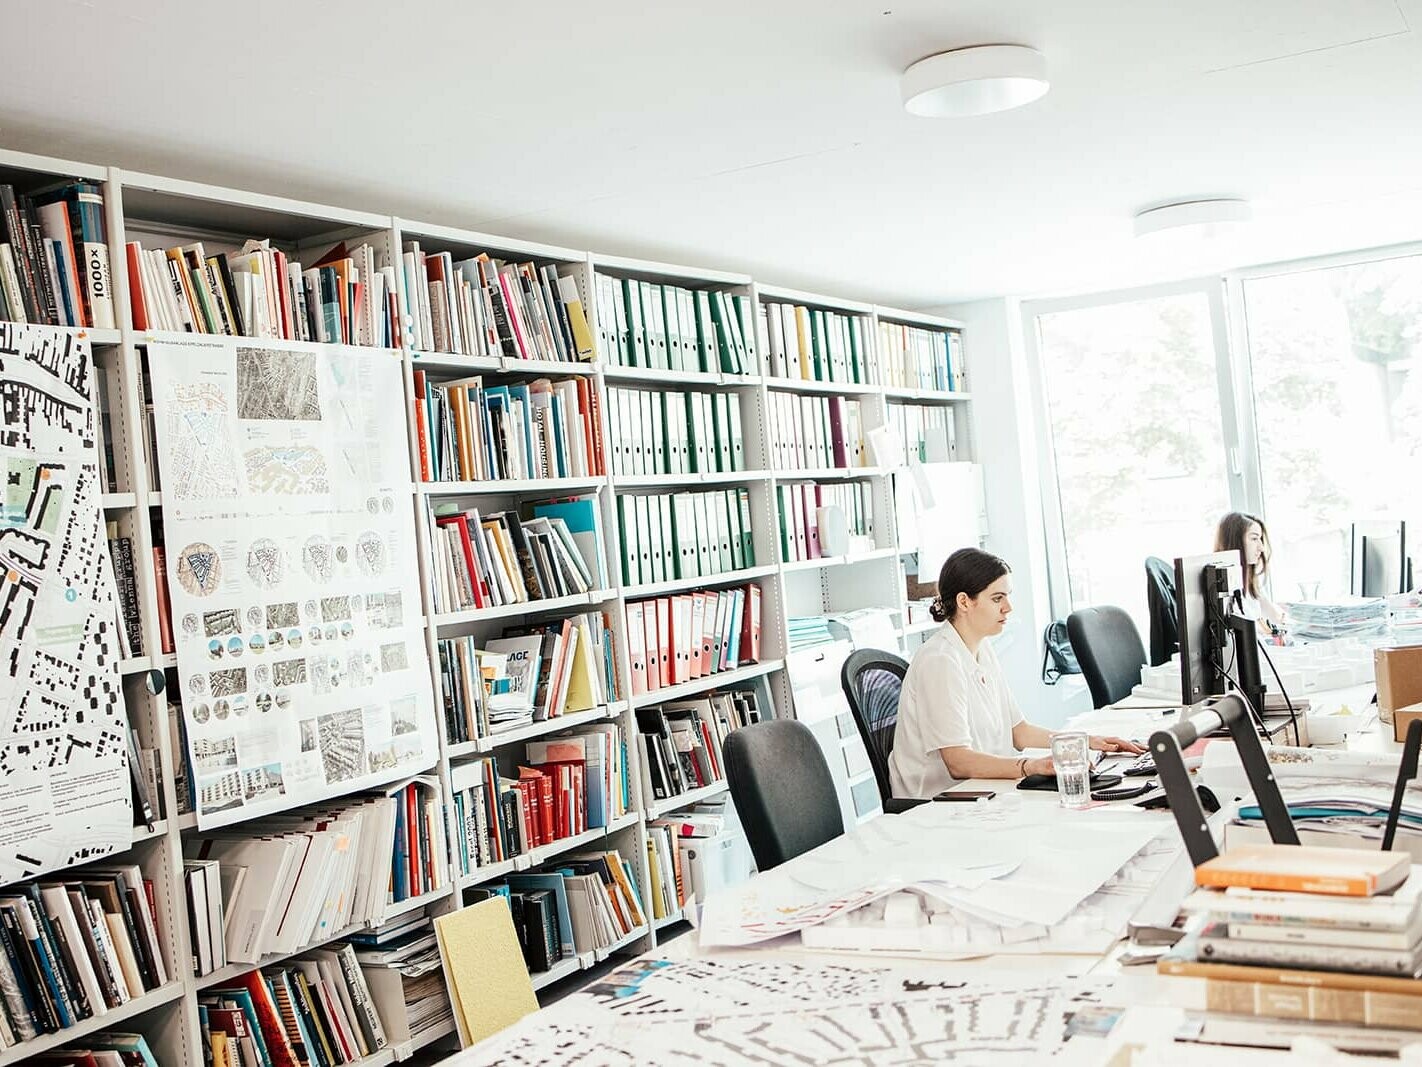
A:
[
  {"left": 901, "top": 45, "right": 1050, "bottom": 118},
  {"left": 1133, "top": 199, "right": 1253, "bottom": 238}
]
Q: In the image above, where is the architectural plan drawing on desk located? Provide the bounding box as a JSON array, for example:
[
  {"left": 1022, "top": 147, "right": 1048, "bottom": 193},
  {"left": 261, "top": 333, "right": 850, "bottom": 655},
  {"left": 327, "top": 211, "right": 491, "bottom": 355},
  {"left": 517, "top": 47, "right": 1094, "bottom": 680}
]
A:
[
  {"left": 0, "top": 324, "right": 130, "bottom": 880},
  {"left": 452, "top": 956, "right": 1120, "bottom": 1066},
  {"left": 148, "top": 337, "right": 439, "bottom": 828},
  {"left": 700, "top": 798, "right": 1176, "bottom": 955}
]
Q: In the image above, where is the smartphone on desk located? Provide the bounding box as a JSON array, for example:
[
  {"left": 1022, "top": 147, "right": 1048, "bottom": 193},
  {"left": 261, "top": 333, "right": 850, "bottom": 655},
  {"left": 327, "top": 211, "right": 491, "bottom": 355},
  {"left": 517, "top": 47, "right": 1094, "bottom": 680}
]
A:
[{"left": 933, "top": 789, "right": 996, "bottom": 802}]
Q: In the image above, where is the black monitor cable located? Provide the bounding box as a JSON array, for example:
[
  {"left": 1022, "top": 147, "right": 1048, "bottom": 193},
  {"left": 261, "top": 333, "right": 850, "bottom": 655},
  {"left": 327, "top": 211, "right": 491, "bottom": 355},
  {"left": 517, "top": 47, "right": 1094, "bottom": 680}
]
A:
[{"left": 1255, "top": 639, "right": 1302, "bottom": 747}]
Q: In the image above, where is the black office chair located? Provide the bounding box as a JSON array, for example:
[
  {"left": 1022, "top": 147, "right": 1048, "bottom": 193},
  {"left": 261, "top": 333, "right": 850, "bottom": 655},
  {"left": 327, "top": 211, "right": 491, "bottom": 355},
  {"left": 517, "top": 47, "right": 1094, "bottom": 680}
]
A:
[
  {"left": 1144, "top": 557, "right": 1178, "bottom": 667},
  {"left": 840, "top": 649, "right": 928, "bottom": 814},
  {"left": 724, "top": 719, "right": 845, "bottom": 871},
  {"left": 1066, "top": 605, "right": 1146, "bottom": 709}
]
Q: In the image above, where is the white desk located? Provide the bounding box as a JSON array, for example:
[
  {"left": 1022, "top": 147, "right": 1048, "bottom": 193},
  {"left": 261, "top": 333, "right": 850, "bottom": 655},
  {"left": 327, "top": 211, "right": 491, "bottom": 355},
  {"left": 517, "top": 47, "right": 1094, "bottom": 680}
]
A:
[{"left": 448, "top": 716, "right": 1411, "bottom": 1065}]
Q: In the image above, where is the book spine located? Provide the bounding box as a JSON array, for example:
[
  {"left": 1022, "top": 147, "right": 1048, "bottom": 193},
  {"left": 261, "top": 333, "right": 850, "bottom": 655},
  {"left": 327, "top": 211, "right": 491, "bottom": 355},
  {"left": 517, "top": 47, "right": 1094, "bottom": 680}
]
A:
[
  {"left": 1198, "top": 975, "right": 1422, "bottom": 1032},
  {"left": 1196, "top": 871, "right": 1371, "bottom": 896},
  {"left": 336, "top": 945, "right": 387, "bottom": 1051}
]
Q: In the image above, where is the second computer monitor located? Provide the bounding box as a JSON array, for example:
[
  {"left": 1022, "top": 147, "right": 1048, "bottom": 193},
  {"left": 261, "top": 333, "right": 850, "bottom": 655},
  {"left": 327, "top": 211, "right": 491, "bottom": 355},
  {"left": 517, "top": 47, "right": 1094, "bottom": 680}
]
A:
[{"left": 1174, "top": 551, "right": 1243, "bottom": 707}]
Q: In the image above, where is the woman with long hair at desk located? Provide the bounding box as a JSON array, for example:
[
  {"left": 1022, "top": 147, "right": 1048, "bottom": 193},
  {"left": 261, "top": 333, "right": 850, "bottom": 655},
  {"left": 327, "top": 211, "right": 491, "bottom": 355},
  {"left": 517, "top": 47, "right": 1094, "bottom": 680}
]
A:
[
  {"left": 888, "top": 547, "right": 1144, "bottom": 798},
  {"left": 1215, "top": 510, "right": 1286, "bottom": 636}
]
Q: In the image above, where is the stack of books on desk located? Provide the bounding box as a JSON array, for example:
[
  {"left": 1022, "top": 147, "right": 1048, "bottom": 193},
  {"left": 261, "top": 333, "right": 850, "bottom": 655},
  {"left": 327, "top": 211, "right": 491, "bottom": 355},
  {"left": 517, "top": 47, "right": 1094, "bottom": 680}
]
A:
[{"left": 1160, "top": 845, "right": 1422, "bottom": 1041}]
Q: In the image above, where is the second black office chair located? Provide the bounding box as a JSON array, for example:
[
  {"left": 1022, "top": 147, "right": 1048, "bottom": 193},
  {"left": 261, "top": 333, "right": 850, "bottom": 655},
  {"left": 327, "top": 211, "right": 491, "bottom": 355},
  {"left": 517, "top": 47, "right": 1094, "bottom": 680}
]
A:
[
  {"left": 724, "top": 719, "right": 844, "bottom": 871},
  {"left": 1067, "top": 605, "right": 1146, "bottom": 709},
  {"left": 840, "top": 649, "right": 927, "bottom": 814},
  {"left": 1145, "top": 556, "right": 1178, "bottom": 666}
]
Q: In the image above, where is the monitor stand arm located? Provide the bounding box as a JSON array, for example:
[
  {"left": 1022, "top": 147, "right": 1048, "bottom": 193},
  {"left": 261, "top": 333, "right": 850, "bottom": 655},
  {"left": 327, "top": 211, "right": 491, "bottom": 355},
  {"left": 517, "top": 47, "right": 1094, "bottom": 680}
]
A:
[
  {"left": 1149, "top": 693, "right": 1300, "bottom": 868},
  {"left": 1382, "top": 719, "right": 1422, "bottom": 853}
]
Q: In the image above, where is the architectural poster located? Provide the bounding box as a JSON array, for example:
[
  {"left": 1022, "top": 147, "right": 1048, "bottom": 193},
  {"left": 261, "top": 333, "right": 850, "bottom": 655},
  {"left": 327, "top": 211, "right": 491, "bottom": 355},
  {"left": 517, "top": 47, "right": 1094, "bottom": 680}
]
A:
[
  {"left": 149, "top": 337, "right": 437, "bottom": 828},
  {"left": 0, "top": 324, "right": 130, "bottom": 882}
]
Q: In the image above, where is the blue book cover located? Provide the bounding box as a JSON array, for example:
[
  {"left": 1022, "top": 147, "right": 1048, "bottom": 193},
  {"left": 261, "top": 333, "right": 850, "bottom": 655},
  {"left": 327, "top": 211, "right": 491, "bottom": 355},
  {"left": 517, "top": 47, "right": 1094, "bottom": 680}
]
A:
[
  {"left": 391, "top": 797, "right": 409, "bottom": 903},
  {"left": 532, "top": 498, "right": 606, "bottom": 588},
  {"left": 506, "top": 874, "right": 574, "bottom": 957},
  {"left": 549, "top": 391, "right": 568, "bottom": 478}
]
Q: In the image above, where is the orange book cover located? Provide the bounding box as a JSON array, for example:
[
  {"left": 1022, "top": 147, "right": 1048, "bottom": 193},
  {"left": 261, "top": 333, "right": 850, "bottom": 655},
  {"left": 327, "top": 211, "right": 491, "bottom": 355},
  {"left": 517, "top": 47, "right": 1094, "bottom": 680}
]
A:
[{"left": 1195, "top": 845, "right": 1411, "bottom": 898}]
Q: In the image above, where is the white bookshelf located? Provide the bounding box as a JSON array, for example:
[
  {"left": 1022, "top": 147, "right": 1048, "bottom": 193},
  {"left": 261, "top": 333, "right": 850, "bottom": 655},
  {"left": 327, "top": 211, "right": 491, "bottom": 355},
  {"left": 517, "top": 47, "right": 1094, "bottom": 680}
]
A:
[{"left": 0, "top": 150, "right": 973, "bottom": 1065}]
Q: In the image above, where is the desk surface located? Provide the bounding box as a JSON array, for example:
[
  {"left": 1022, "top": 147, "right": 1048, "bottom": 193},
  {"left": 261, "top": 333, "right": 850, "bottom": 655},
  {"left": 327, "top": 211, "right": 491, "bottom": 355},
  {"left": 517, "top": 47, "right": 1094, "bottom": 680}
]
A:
[{"left": 449, "top": 714, "right": 1407, "bottom": 1065}]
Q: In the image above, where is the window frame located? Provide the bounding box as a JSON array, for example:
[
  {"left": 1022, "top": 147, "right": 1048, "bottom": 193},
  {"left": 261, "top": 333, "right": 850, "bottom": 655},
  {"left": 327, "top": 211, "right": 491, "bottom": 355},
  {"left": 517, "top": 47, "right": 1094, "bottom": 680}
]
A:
[{"left": 1021, "top": 277, "right": 1248, "bottom": 620}]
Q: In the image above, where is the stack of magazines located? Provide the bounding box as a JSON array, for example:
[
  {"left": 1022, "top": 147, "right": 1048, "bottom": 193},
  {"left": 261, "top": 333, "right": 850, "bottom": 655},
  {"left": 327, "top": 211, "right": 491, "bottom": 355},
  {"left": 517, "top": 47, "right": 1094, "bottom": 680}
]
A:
[{"left": 1282, "top": 597, "right": 1387, "bottom": 640}]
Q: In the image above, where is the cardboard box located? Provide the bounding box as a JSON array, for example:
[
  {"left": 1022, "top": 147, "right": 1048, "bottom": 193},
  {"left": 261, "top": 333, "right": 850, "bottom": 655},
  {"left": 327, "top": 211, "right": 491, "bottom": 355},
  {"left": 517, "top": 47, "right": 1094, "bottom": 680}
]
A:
[
  {"left": 1374, "top": 646, "right": 1422, "bottom": 724},
  {"left": 1394, "top": 700, "right": 1422, "bottom": 744}
]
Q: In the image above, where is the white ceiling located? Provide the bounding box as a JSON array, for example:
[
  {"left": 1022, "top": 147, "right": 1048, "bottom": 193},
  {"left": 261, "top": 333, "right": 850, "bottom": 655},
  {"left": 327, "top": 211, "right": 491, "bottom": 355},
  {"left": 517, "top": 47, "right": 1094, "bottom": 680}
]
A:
[{"left": 7, "top": 0, "right": 1422, "bottom": 306}]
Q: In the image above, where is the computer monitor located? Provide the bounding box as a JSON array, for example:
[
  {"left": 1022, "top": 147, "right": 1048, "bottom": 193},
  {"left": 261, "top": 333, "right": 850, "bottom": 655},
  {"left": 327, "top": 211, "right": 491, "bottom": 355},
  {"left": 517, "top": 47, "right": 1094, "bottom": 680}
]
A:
[
  {"left": 1174, "top": 551, "right": 1266, "bottom": 720},
  {"left": 1352, "top": 520, "right": 1410, "bottom": 597}
]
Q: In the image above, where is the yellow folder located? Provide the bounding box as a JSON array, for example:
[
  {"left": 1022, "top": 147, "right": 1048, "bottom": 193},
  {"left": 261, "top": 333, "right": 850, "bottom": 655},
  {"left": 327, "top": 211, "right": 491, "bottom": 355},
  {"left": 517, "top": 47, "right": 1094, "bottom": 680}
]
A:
[{"left": 434, "top": 897, "right": 539, "bottom": 1048}]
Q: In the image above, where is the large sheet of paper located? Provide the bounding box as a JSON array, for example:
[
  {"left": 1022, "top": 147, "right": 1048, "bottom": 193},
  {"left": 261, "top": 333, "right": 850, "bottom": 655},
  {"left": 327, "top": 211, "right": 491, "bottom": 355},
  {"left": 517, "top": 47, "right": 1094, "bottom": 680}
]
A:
[
  {"left": 451, "top": 956, "right": 1118, "bottom": 1066},
  {"left": 149, "top": 337, "right": 437, "bottom": 828},
  {"left": 700, "top": 799, "right": 1168, "bottom": 947},
  {"left": 0, "top": 324, "right": 130, "bottom": 880}
]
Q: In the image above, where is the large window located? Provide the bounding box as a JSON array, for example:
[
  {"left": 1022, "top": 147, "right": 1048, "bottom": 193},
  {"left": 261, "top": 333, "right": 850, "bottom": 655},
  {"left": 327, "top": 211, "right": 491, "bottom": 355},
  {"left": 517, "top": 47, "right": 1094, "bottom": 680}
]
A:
[
  {"left": 1035, "top": 289, "right": 1234, "bottom": 630},
  {"left": 1029, "top": 248, "right": 1422, "bottom": 632},
  {"left": 1241, "top": 255, "right": 1422, "bottom": 601}
]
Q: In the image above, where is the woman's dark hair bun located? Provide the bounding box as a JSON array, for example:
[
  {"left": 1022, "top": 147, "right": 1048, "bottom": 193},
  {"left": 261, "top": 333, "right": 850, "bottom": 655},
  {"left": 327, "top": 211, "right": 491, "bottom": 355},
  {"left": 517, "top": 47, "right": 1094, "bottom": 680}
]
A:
[{"left": 935, "top": 548, "right": 1011, "bottom": 621}]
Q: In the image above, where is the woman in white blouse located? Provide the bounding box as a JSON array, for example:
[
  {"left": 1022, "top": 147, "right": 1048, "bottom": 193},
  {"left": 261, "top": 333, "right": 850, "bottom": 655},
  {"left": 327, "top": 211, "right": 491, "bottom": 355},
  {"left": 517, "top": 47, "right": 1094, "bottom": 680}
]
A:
[{"left": 888, "top": 548, "right": 1144, "bottom": 798}]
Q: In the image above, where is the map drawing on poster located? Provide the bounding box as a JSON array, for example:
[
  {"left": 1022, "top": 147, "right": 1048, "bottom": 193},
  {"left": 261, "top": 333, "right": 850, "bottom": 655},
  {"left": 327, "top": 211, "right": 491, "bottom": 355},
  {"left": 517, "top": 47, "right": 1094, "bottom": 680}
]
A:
[
  {"left": 148, "top": 336, "right": 438, "bottom": 829},
  {"left": 0, "top": 323, "right": 130, "bottom": 883}
]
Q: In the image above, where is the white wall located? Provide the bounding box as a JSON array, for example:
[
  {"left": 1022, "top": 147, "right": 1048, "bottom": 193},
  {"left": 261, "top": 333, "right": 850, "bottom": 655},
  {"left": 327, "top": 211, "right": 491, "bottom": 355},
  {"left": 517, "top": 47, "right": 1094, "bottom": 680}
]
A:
[{"left": 932, "top": 298, "right": 1091, "bottom": 727}]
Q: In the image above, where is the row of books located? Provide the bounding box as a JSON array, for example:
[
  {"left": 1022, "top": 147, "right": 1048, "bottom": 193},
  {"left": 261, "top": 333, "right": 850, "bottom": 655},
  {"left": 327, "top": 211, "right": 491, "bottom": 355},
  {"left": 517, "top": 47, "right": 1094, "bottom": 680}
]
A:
[
  {"left": 605, "top": 386, "right": 744, "bottom": 477},
  {"left": 0, "top": 867, "right": 167, "bottom": 1046},
  {"left": 401, "top": 245, "right": 593, "bottom": 362},
  {"left": 436, "top": 611, "right": 618, "bottom": 745},
  {"left": 22, "top": 1032, "right": 157, "bottom": 1066},
  {"left": 635, "top": 690, "right": 762, "bottom": 804},
  {"left": 758, "top": 301, "right": 875, "bottom": 385},
  {"left": 0, "top": 181, "right": 115, "bottom": 328},
  {"left": 447, "top": 725, "right": 630, "bottom": 873},
  {"left": 347, "top": 917, "right": 451, "bottom": 1048},
  {"left": 181, "top": 777, "right": 445, "bottom": 967},
  {"left": 625, "top": 585, "right": 762, "bottom": 697},
  {"left": 1160, "top": 845, "right": 1421, "bottom": 1036},
  {"left": 645, "top": 823, "right": 690, "bottom": 923},
  {"left": 472, "top": 847, "right": 646, "bottom": 977},
  {"left": 878, "top": 322, "right": 965, "bottom": 392},
  {"left": 127, "top": 238, "right": 395, "bottom": 347},
  {"left": 777, "top": 482, "right": 875, "bottom": 562},
  {"left": 428, "top": 498, "right": 605, "bottom": 615},
  {"left": 889, "top": 400, "right": 957, "bottom": 465},
  {"left": 615, "top": 488, "right": 755, "bottom": 588},
  {"left": 412, "top": 371, "right": 604, "bottom": 483},
  {"left": 593, "top": 273, "right": 758, "bottom": 375},
  {"left": 650, "top": 806, "right": 738, "bottom": 914},
  {"left": 765, "top": 392, "right": 868, "bottom": 471},
  {"left": 196, "top": 945, "right": 387, "bottom": 1067}
]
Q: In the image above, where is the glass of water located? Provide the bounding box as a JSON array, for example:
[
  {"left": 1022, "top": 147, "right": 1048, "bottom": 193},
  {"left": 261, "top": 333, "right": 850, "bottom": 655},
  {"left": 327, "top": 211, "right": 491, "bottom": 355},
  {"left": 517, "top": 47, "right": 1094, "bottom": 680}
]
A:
[{"left": 1051, "top": 731, "right": 1091, "bottom": 809}]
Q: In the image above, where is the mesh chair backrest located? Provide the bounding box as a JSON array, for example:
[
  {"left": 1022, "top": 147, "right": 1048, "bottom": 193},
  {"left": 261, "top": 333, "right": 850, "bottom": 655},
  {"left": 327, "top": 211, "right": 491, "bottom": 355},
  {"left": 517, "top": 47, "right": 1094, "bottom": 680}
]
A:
[{"left": 840, "top": 649, "right": 909, "bottom": 805}]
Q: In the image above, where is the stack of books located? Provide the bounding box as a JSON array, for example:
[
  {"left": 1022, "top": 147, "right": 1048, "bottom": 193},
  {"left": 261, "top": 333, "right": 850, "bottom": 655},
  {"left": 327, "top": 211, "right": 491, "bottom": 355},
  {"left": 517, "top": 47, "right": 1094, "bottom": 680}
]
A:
[
  {"left": 1160, "top": 844, "right": 1422, "bottom": 1045},
  {"left": 605, "top": 387, "right": 744, "bottom": 476},
  {"left": 777, "top": 482, "right": 874, "bottom": 562},
  {"left": 447, "top": 724, "right": 631, "bottom": 875},
  {"left": 592, "top": 274, "right": 756, "bottom": 375},
  {"left": 625, "top": 586, "right": 761, "bottom": 697},
  {"left": 127, "top": 238, "right": 396, "bottom": 346},
  {"left": 877, "top": 322, "right": 964, "bottom": 392},
  {"left": 436, "top": 610, "right": 619, "bottom": 745},
  {"left": 349, "top": 918, "right": 452, "bottom": 1049},
  {"left": 412, "top": 372, "right": 603, "bottom": 483},
  {"left": 759, "top": 302, "right": 875, "bottom": 384},
  {"left": 635, "top": 691, "right": 762, "bottom": 804},
  {"left": 616, "top": 489, "right": 755, "bottom": 586},
  {"left": 889, "top": 402, "right": 957, "bottom": 465},
  {"left": 470, "top": 849, "right": 646, "bottom": 975},
  {"left": 181, "top": 776, "right": 446, "bottom": 971},
  {"left": 0, "top": 869, "right": 168, "bottom": 1045},
  {"left": 428, "top": 500, "right": 604, "bottom": 614},
  {"left": 765, "top": 393, "right": 866, "bottom": 471},
  {"left": 198, "top": 945, "right": 387, "bottom": 1067},
  {"left": 0, "top": 181, "right": 114, "bottom": 329},
  {"left": 401, "top": 246, "right": 593, "bottom": 362}
]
